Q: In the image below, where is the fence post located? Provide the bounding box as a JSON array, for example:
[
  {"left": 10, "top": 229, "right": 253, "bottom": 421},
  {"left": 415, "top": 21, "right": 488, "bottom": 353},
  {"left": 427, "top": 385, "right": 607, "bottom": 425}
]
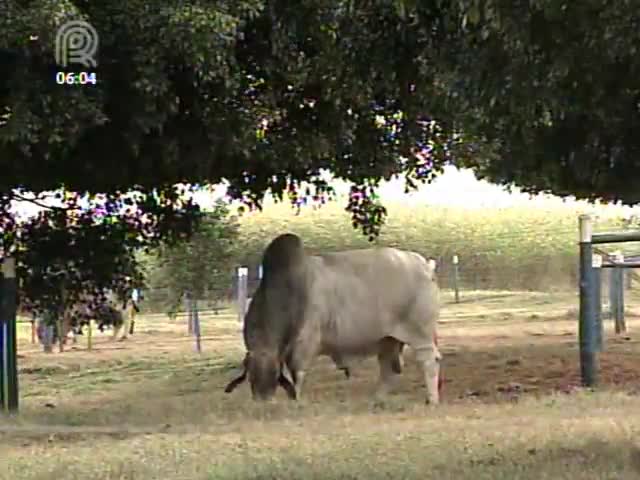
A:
[
  {"left": 609, "top": 259, "right": 617, "bottom": 325},
  {"left": 578, "top": 214, "right": 598, "bottom": 387},
  {"left": 237, "top": 267, "right": 248, "bottom": 323},
  {"left": 472, "top": 255, "right": 479, "bottom": 291},
  {"left": 57, "top": 316, "right": 64, "bottom": 353},
  {"left": 452, "top": 255, "right": 460, "bottom": 303},
  {"left": 1, "top": 257, "right": 19, "bottom": 412},
  {"left": 0, "top": 269, "right": 3, "bottom": 409},
  {"left": 87, "top": 319, "right": 93, "bottom": 351},
  {"left": 602, "top": 269, "right": 611, "bottom": 319},
  {"left": 30, "top": 314, "right": 36, "bottom": 344},
  {"left": 184, "top": 291, "right": 193, "bottom": 335},
  {"left": 592, "top": 254, "right": 603, "bottom": 351},
  {"left": 613, "top": 252, "right": 626, "bottom": 333},
  {"left": 39, "top": 314, "right": 54, "bottom": 353},
  {"left": 192, "top": 298, "right": 201, "bottom": 353}
]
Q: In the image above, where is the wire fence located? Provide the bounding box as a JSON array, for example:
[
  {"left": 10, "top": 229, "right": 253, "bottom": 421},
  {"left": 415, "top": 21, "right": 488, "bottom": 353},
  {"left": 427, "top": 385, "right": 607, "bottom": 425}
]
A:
[{"left": 16, "top": 222, "right": 640, "bottom": 356}]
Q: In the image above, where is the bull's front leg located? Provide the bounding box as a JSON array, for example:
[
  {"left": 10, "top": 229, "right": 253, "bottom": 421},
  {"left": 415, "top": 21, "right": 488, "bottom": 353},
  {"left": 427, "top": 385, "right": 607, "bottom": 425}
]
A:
[
  {"left": 286, "top": 342, "right": 318, "bottom": 401},
  {"left": 414, "top": 343, "right": 440, "bottom": 405}
]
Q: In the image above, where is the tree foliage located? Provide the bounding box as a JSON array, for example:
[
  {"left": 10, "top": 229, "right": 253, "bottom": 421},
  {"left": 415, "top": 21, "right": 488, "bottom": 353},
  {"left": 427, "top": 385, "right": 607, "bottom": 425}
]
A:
[
  {"left": 1, "top": 0, "right": 638, "bottom": 308},
  {"left": 439, "top": 0, "right": 640, "bottom": 203},
  {"left": 7, "top": 190, "right": 199, "bottom": 320},
  {"left": 0, "top": 0, "right": 459, "bottom": 233}
]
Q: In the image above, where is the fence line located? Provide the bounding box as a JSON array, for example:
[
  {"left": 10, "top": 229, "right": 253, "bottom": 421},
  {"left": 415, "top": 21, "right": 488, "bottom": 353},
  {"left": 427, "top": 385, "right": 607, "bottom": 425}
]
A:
[{"left": 578, "top": 215, "right": 640, "bottom": 388}]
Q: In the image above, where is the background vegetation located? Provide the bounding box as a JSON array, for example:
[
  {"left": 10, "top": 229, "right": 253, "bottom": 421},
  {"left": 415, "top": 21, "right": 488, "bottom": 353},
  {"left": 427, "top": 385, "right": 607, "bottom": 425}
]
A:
[{"left": 141, "top": 200, "right": 636, "bottom": 313}]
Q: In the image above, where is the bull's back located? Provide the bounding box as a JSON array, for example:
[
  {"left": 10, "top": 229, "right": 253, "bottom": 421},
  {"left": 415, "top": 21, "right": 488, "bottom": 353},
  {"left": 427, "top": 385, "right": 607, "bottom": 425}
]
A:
[{"left": 307, "top": 247, "right": 437, "bottom": 353}]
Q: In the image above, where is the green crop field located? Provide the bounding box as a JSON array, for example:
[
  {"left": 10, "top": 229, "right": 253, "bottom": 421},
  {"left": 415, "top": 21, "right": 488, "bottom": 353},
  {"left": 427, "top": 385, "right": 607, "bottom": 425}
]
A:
[
  {"left": 142, "top": 200, "right": 638, "bottom": 315},
  {"left": 232, "top": 201, "right": 632, "bottom": 290}
]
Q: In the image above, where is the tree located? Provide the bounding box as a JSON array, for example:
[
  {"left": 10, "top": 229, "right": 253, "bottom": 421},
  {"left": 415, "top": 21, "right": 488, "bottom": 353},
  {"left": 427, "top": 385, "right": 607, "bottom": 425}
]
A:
[
  {"left": 2, "top": 0, "right": 638, "bottom": 307},
  {"left": 438, "top": 0, "right": 640, "bottom": 204},
  {"left": 12, "top": 191, "right": 166, "bottom": 326},
  {"left": 146, "top": 201, "right": 240, "bottom": 315},
  {"left": 0, "top": 1, "right": 459, "bottom": 238}
]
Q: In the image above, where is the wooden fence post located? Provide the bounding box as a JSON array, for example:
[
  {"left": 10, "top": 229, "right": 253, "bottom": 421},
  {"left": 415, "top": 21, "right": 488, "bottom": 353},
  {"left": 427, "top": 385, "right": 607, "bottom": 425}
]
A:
[
  {"left": 87, "top": 319, "right": 93, "bottom": 351},
  {"left": 452, "top": 255, "right": 460, "bottom": 303},
  {"left": 237, "top": 267, "right": 248, "bottom": 323},
  {"left": 184, "top": 291, "right": 193, "bottom": 335},
  {"left": 57, "top": 316, "right": 64, "bottom": 353},
  {"left": 578, "top": 214, "right": 598, "bottom": 387},
  {"left": 31, "top": 317, "right": 36, "bottom": 344},
  {"left": 192, "top": 298, "right": 201, "bottom": 353}
]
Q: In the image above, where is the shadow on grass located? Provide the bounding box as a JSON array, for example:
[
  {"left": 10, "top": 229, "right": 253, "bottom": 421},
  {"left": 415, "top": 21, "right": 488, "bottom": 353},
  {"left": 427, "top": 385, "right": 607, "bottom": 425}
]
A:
[{"left": 3, "top": 424, "right": 640, "bottom": 480}]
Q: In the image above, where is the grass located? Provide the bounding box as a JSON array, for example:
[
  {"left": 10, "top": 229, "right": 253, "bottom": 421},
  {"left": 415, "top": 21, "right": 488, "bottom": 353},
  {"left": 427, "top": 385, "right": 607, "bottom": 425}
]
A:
[{"left": 3, "top": 289, "right": 640, "bottom": 479}]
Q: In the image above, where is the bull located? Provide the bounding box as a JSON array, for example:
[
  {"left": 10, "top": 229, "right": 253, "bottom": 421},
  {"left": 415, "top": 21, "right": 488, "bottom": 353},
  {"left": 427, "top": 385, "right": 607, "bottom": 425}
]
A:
[{"left": 225, "top": 233, "right": 441, "bottom": 404}]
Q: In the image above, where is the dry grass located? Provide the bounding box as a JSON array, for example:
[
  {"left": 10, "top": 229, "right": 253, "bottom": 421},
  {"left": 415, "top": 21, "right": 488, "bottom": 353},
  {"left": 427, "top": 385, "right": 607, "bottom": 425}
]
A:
[{"left": 3, "top": 290, "right": 640, "bottom": 479}]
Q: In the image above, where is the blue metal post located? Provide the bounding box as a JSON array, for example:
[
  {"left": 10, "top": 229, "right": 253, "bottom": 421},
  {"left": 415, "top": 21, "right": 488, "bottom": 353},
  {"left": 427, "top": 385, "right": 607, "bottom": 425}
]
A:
[
  {"left": 615, "top": 261, "right": 626, "bottom": 333},
  {"left": 610, "top": 252, "right": 626, "bottom": 334},
  {"left": 0, "top": 272, "right": 4, "bottom": 409},
  {"left": 1, "top": 258, "right": 18, "bottom": 411},
  {"left": 579, "top": 215, "right": 598, "bottom": 387},
  {"left": 609, "top": 265, "right": 618, "bottom": 326}
]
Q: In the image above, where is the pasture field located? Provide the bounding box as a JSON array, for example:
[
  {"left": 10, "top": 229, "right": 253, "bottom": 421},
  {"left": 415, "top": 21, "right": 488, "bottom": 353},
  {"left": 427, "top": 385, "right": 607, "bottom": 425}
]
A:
[{"left": 3, "top": 290, "right": 640, "bottom": 479}]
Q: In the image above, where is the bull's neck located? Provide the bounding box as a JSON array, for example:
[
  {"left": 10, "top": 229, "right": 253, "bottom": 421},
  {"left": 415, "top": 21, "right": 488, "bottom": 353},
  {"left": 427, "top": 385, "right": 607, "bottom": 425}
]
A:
[{"left": 244, "top": 270, "right": 306, "bottom": 355}]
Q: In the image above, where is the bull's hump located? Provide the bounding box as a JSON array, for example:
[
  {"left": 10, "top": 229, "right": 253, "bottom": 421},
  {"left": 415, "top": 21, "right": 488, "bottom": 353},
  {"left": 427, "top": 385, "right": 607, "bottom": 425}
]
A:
[{"left": 262, "top": 233, "right": 306, "bottom": 273}]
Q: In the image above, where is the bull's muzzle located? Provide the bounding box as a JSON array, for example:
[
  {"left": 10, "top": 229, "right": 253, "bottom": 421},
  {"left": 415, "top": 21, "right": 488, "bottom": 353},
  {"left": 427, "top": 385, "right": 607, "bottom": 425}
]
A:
[{"left": 224, "top": 352, "right": 297, "bottom": 400}]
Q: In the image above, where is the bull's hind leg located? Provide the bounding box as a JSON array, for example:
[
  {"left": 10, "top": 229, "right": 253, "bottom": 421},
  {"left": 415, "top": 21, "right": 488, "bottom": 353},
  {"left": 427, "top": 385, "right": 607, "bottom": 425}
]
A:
[
  {"left": 375, "top": 337, "right": 404, "bottom": 396},
  {"left": 330, "top": 353, "right": 351, "bottom": 379}
]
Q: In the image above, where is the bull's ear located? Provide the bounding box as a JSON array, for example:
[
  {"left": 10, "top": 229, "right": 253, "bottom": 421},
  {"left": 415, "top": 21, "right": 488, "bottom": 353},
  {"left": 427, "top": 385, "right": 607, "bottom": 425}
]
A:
[
  {"left": 278, "top": 373, "right": 297, "bottom": 400},
  {"left": 224, "top": 371, "right": 246, "bottom": 393},
  {"left": 224, "top": 353, "right": 249, "bottom": 393}
]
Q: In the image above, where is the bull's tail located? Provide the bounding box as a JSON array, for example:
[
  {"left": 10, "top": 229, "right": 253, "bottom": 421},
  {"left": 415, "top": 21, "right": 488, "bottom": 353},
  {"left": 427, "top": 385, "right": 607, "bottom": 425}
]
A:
[{"left": 434, "top": 331, "right": 444, "bottom": 392}]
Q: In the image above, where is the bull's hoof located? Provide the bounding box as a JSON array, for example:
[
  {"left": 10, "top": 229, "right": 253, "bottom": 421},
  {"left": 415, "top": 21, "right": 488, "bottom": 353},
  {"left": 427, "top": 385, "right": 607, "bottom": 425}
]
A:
[
  {"left": 340, "top": 367, "right": 350, "bottom": 379},
  {"left": 118, "top": 337, "right": 128, "bottom": 342}
]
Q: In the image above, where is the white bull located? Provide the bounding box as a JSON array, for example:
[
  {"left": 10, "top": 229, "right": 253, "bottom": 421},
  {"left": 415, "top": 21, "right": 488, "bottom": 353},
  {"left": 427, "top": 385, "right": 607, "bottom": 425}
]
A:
[{"left": 225, "top": 233, "right": 441, "bottom": 404}]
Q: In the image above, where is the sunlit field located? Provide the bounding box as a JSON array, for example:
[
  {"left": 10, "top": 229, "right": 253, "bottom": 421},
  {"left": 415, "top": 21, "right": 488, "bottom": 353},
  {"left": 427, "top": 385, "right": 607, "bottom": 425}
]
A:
[
  {"left": 3, "top": 289, "right": 640, "bottom": 479},
  {"left": 229, "top": 201, "right": 632, "bottom": 292}
]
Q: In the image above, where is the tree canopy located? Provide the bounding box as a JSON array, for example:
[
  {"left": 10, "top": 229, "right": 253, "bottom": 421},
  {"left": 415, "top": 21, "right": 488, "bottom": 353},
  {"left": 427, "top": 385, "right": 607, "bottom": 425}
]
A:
[
  {"left": 1, "top": 0, "right": 638, "bottom": 307},
  {"left": 446, "top": 0, "right": 640, "bottom": 203}
]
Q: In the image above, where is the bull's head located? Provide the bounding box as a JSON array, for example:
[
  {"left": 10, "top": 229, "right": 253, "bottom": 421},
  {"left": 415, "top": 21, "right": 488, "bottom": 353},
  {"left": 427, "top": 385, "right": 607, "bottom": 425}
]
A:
[{"left": 224, "top": 351, "right": 296, "bottom": 401}]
